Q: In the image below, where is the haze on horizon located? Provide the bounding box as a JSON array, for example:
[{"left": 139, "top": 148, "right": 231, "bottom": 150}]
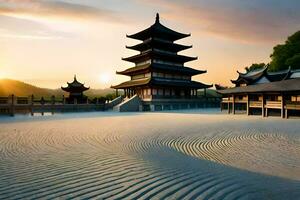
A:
[{"left": 0, "top": 0, "right": 299, "bottom": 89}]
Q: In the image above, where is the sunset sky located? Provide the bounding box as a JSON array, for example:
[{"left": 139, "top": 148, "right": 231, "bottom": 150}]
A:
[{"left": 0, "top": 0, "right": 299, "bottom": 89}]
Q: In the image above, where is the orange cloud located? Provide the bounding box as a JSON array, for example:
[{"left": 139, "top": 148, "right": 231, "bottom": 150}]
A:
[{"left": 0, "top": 0, "right": 122, "bottom": 22}]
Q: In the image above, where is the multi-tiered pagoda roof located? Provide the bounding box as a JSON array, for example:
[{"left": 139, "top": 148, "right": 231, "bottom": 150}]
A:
[
  {"left": 61, "top": 75, "right": 89, "bottom": 93},
  {"left": 112, "top": 13, "right": 211, "bottom": 90}
]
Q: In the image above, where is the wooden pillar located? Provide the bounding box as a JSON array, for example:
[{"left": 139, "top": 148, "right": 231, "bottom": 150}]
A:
[
  {"left": 30, "top": 95, "right": 34, "bottom": 116},
  {"left": 281, "top": 94, "right": 284, "bottom": 118},
  {"left": 285, "top": 108, "right": 288, "bottom": 119},
  {"left": 246, "top": 94, "right": 249, "bottom": 115},
  {"left": 51, "top": 95, "right": 55, "bottom": 105},
  {"left": 51, "top": 95, "right": 55, "bottom": 115},
  {"left": 220, "top": 100, "right": 223, "bottom": 112},
  {"left": 40, "top": 97, "right": 44, "bottom": 116},
  {"left": 74, "top": 98, "right": 77, "bottom": 105},
  {"left": 228, "top": 101, "right": 230, "bottom": 114},
  {"left": 232, "top": 94, "right": 235, "bottom": 114},
  {"left": 62, "top": 95, "right": 66, "bottom": 105},
  {"left": 10, "top": 94, "right": 15, "bottom": 117},
  {"left": 116, "top": 89, "right": 119, "bottom": 97},
  {"left": 262, "top": 94, "right": 265, "bottom": 117}
]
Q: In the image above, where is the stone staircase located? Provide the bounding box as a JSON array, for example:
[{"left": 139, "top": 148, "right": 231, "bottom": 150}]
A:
[{"left": 113, "top": 95, "right": 141, "bottom": 112}]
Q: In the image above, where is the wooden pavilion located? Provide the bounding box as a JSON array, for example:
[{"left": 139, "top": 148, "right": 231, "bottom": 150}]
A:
[
  {"left": 218, "top": 66, "right": 300, "bottom": 118},
  {"left": 61, "top": 75, "right": 90, "bottom": 104}
]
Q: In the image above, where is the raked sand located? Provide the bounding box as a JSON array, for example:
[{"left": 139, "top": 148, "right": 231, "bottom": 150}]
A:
[{"left": 0, "top": 110, "right": 299, "bottom": 199}]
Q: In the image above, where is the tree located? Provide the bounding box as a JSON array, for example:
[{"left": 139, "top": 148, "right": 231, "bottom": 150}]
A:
[
  {"left": 269, "top": 30, "right": 300, "bottom": 71},
  {"left": 244, "top": 63, "right": 265, "bottom": 73}
]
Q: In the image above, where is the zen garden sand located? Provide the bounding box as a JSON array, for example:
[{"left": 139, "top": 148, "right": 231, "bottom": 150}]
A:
[{"left": 0, "top": 110, "right": 299, "bottom": 199}]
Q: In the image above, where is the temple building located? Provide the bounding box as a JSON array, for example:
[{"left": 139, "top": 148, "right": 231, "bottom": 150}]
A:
[
  {"left": 112, "top": 13, "right": 212, "bottom": 111},
  {"left": 61, "top": 75, "right": 90, "bottom": 104},
  {"left": 218, "top": 66, "right": 300, "bottom": 118}
]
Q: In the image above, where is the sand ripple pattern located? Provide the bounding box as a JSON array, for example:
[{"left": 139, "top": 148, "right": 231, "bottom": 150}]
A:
[{"left": 0, "top": 113, "right": 299, "bottom": 199}]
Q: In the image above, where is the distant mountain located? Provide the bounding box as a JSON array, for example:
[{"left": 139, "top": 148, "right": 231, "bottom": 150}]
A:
[
  {"left": 0, "top": 79, "right": 219, "bottom": 98},
  {"left": 0, "top": 79, "right": 115, "bottom": 98}
]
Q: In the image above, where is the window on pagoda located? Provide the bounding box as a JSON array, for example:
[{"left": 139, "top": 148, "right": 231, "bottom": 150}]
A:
[
  {"left": 153, "top": 59, "right": 182, "bottom": 66},
  {"left": 145, "top": 72, "right": 151, "bottom": 78},
  {"left": 131, "top": 72, "right": 151, "bottom": 80},
  {"left": 136, "top": 59, "right": 151, "bottom": 66},
  {"left": 158, "top": 89, "right": 164, "bottom": 96},
  {"left": 153, "top": 48, "right": 176, "bottom": 55},
  {"left": 165, "top": 74, "right": 172, "bottom": 79},
  {"left": 165, "top": 89, "right": 170, "bottom": 96}
]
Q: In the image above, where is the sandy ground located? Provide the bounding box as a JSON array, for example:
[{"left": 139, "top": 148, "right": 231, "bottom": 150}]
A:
[{"left": 0, "top": 109, "right": 299, "bottom": 199}]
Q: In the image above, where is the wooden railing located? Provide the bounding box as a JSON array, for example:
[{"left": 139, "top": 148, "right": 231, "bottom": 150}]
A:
[
  {"left": 222, "top": 97, "right": 232, "bottom": 103},
  {"left": 265, "top": 101, "right": 281, "bottom": 109},
  {"left": 285, "top": 101, "right": 300, "bottom": 110},
  {"left": 0, "top": 95, "right": 108, "bottom": 116},
  {"left": 249, "top": 101, "right": 262, "bottom": 108}
]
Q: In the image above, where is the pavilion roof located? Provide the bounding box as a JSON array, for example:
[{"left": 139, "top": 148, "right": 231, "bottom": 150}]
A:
[
  {"left": 218, "top": 78, "right": 300, "bottom": 95},
  {"left": 126, "top": 13, "right": 190, "bottom": 42},
  {"left": 111, "top": 77, "right": 212, "bottom": 89},
  {"left": 231, "top": 66, "right": 268, "bottom": 84},
  {"left": 61, "top": 75, "right": 89, "bottom": 92},
  {"left": 116, "top": 63, "right": 206, "bottom": 76}
]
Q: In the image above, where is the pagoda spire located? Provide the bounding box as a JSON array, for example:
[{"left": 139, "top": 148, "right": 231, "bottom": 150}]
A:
[{"left": 155, "top": 13, "right": 160, "bottom": 23}]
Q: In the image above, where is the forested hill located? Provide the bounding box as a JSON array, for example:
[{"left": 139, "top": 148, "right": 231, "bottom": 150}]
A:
[{"left": 0, "top": 79, "right": 115, "bottom": 98}]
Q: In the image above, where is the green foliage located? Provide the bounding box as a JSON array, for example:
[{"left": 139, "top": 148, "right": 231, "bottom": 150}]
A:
[
  {"left": 245, "top": 63, "right": 265, "bottom": 72},
  {"left": 269, "top": 30, "right": 300, "bottom": 71}
]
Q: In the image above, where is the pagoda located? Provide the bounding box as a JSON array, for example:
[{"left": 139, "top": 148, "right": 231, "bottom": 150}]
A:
[
  {"left": 61, "top": 75, "right": 90, "bottom": 104},
  {"left": 112, "top": 13, "right": 212, "bottom": 111}
]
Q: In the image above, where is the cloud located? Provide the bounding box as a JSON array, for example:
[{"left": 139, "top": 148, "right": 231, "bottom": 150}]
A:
[
  {"left": 0, "top": 15, "right": 70, "bottom": 40},
  {"left": 0, "top": 0, "right": 121, "bottom": 22},
  {"left": 0, "top": 0, "right": 125, "bottom": 40},
  {"left": 138, "top": 0, "right": 300, "bottom": 44}
]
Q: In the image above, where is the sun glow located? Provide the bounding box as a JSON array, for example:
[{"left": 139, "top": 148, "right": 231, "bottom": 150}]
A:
[
  {"left": 99, "top": 73, "right": 112, "bottom": 85},
  {"left": 0, "top": 71, "right": 8, "bottom": 79}
]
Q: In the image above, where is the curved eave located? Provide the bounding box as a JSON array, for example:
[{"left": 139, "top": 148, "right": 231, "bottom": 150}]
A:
[
  {"left": 218, "top": 78, "right": 300, "bottom": 95},
  {"left": 122, "top": 51, "right": 197, "bottom": 64},
  {"left": 126, "top": 22, "right": 190, "bottom": 41},
  {"left": 238, "top": 66, "right": 268, "bottom": 79},
  {"left": 116, "top": 63, "right": 206, "bottom": 76},
  {"left": 111, "top": 78, "right": 151, "bottom": 89},
  {"left": 151, "top": 79, "right": 212, "bottom": 89},
  {"left": 126, "top": 39, "right": 192, "bottom": 53},
  {"left": 61, "top": 86, "right": 90, "bottom": 92}
]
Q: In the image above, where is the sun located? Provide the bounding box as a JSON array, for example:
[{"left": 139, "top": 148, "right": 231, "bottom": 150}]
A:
[
  {"left": 0, "top": 71, "right": 8, "bottom": 79},
  {"left": 99, "top": 73, "right": 112, "bottom": 84}
]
